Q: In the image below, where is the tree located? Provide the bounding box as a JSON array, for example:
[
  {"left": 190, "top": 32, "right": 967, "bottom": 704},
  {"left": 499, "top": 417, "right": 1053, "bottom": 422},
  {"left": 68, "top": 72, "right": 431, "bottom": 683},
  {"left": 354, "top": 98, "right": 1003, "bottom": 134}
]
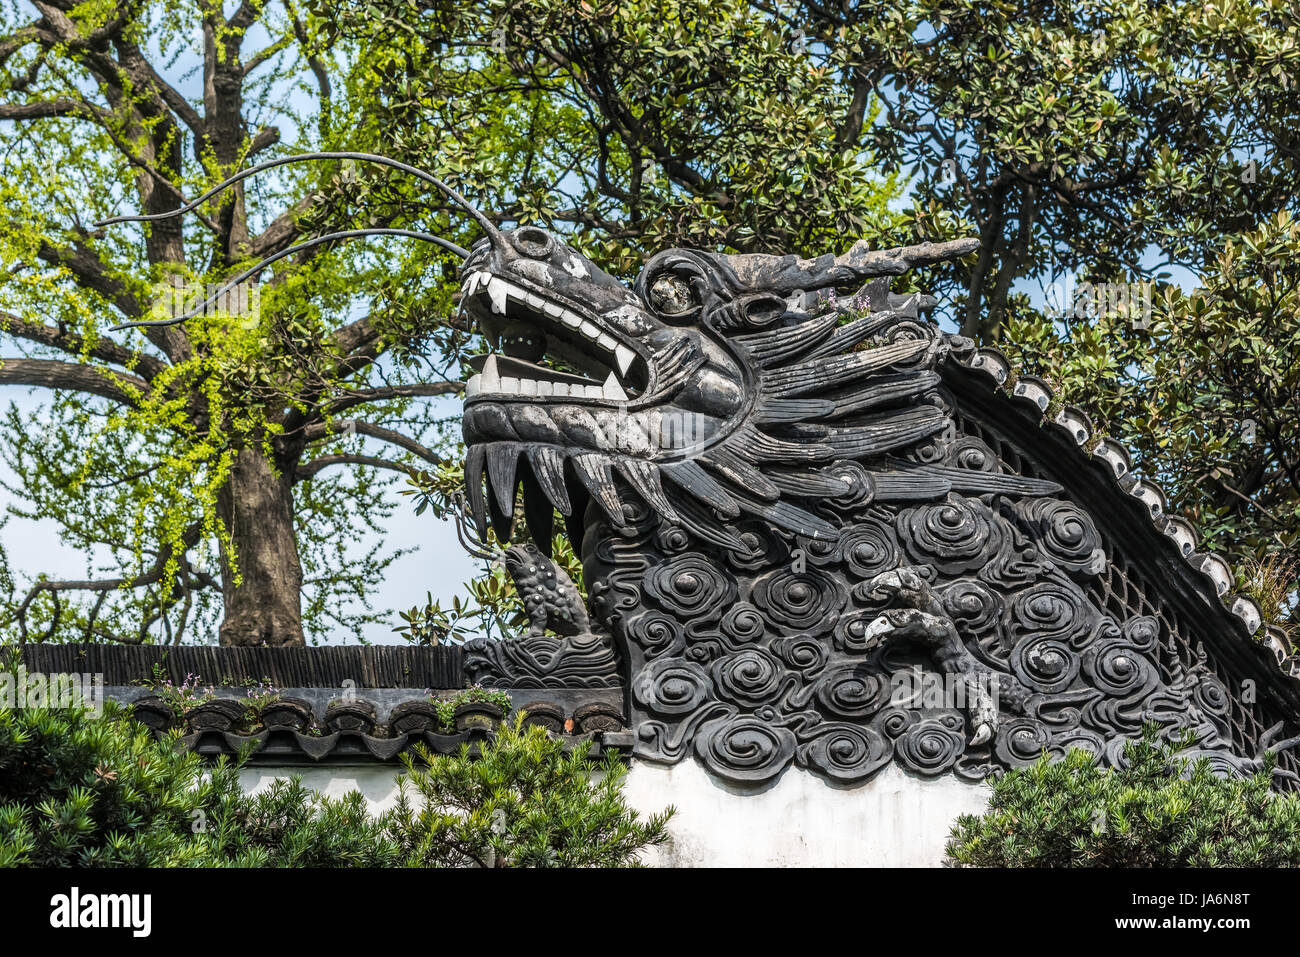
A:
[
  {"left": 1002, "top": 213, "right": 1300, "bottom": 634},
  {"left": 331, "top": 0, "right": 902, "bottom": 266},
  {"left": 0, "top": 0, "right": 901, "bottom": 646},
  {"left": 0, "top": 0, "right": 469, "bottom": 646},
  {"left": 946, "top": 726, "right": 1300, "bottom": 867},
  {"left": 777, "top": 0, "right": 1300, "bottom": 340}
]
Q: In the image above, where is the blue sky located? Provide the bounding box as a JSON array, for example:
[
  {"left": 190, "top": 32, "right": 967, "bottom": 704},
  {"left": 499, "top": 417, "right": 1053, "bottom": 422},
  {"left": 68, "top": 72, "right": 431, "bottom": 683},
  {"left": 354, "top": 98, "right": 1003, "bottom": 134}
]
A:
[{"left": 0, "top": 389, "right": 482, "bottom": 645}]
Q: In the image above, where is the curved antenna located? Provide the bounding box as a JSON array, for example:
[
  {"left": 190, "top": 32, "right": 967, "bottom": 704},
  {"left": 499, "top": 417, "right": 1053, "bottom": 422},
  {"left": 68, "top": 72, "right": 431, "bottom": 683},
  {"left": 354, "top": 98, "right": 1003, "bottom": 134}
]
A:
[
  {"left": 95, "top": 150, "right": 506, "bottom": 246},
  {"left": 452, "top": 495, "right": 502, "bottom": 562},
  {"left": 110, "top": 228, "right": 469, "bottom": 331}
]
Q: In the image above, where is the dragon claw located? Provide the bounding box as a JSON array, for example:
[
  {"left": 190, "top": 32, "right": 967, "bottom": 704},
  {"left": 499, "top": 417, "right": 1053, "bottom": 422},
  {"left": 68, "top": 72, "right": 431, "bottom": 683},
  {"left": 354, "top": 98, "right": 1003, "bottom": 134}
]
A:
[{"left": 966, "top": 674, "right": 1000, "bottom": 745}]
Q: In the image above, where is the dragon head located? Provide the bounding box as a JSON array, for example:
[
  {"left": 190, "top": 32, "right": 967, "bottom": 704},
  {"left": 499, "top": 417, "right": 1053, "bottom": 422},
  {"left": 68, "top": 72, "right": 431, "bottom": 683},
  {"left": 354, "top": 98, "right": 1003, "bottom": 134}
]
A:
[{"left": 459, "top": 227, "right": 983, "bottom": 555}]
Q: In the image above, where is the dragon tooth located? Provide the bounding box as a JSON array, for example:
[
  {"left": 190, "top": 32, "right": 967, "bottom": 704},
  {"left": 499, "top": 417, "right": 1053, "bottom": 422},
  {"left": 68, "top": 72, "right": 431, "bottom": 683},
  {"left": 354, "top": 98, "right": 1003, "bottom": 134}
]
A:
[
  {"left": 602, "top": 372, "right": 628, "bottom": 402},
  {"left": 615, "top": 344, "right": 635, "bottom": 376},
  {"left": 536, "top": 380, "right": 553, "bottom": 397},
  {"left": 481, "top": 355, "right": 501, "bottom": 393},
  {"left": 570, "top": 452, "right": 625, "bottom": 525},
  {"left": 579, "top": 321, "right": 601, "bottom": 340},
  {"left": 560, "top": 310, "right": 582, "bottom": 328},
  {"left": 500, "top": 376, "right": 519, "bottom": 394},
  {"left": 465, "top": 444, "right": 489, "bottom": 537},
  {"left": 526, "top": 446, "right": 572, "bottom": 514},
  {"left": 586, "top": 384, "right": 604, "bottom": 399},
  {"left": 487, "top": 276, "right": 508, "bottom": 315},
  {"left": 526, "top": 292, "right": 545, "bottom": 309},
  {"left": 519, "top": 378, "right": 538, "bottom": 396},
  {"left": 521, "top": 474, "right": 555, "bottom": 554},
  {"left": 544, "top": 302, "right": 563, "bottom": 318},
  {"left": 551, "top": 383, "right": 570, "bottom": 397},
  {"left": 486, "top": 443, "right": 521, "bottom": 517},
  {"left": 465, "top": 374, "right": 482, "bottom": 398}
]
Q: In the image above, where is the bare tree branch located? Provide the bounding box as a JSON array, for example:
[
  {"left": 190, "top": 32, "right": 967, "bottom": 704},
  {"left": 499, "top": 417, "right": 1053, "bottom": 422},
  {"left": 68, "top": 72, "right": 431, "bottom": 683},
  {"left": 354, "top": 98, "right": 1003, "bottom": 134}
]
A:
[
  {"left": 0, "top": 357, "right": 147, "bottom": 405},
  {"left": 12, "top": 518, "right": 204, "bottom": 644},
  {"left": 0, "top": 310, "right": 168, "bottom": 379},
  {"left": 322, "top": 381, "right": 464, "bottom": 415},
  {"left": 295, "top": 452, "right": 412, "bottom": 481},
  {"left": 248, "top": 190, "right": 323, "bottom": 258},
  {"left": 0, "top": 97, "right": 83, "bottom": 120},
  {"left": 301, "top": 417, "right": 444, "bottom": 465}
]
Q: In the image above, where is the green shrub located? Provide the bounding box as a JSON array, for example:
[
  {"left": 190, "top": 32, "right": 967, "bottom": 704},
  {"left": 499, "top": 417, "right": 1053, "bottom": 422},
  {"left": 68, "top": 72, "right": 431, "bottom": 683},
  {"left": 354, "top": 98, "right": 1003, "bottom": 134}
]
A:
[
  {"left": 201, "top": 776, "right": 403, "bottom": 868},
  {"left": 0, "top": 699, "right": 670, "bottom": 868},
  {"left": 0, "top": 698, "right": 220, "bottom": 866},
  {"left": 384, "top": 715, "right": 673, "bottom": 867},
  {"left": 946, "top": 726, "right": 1300, "bottom": 867}
]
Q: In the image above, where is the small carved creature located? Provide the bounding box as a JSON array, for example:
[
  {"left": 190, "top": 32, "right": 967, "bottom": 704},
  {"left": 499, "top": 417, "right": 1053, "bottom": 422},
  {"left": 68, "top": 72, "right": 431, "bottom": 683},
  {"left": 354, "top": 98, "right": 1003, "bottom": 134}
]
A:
[{"left": 502, "top": 543, "right": 590, "bottom": 637}]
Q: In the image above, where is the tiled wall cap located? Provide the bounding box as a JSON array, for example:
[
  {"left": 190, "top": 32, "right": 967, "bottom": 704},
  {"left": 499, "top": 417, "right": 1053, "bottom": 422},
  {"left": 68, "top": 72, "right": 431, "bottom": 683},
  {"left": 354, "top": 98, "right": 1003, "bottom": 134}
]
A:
[
  {"left": 1120, "top": 477, "right": 1166, "bottom": 518},
  {"left": 1262, "top": 629, "right": 1290, "bottom": 664},
  {"left": 1229, "top": 595, "right": 1263, "bottom": 635},
  {"left": 970, "top": 348, "right": 1011, "bottom": 384},
  {"left": 1092, "top": 438, "right": 1131, "bottom": 479},
  {"left": 1012, "top": 375, "right": 1054, "bottom": 411},
  {"left": 1192, "top": 553, "right": 1234, "bottom": 597},
  {"left": 1052, "top": 406, "right": 1094, "bottom": 445},
  {"left": 1156, "top": 515, "right": 1199, "bottom": 557}
]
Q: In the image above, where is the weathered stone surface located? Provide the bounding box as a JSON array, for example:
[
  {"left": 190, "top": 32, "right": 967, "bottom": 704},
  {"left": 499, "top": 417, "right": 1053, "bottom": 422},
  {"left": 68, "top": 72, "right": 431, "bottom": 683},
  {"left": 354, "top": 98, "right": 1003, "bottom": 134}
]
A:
[{"left": 456, "top": 228, "right": 1300, "bottom": 789}]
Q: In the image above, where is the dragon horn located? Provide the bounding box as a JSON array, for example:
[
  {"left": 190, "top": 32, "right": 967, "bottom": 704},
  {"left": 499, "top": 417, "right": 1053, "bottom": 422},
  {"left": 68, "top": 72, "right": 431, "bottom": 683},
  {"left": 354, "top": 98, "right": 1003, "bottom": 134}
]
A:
[{"left": 710, "top": 237, "right": 980, "bottom": 297}]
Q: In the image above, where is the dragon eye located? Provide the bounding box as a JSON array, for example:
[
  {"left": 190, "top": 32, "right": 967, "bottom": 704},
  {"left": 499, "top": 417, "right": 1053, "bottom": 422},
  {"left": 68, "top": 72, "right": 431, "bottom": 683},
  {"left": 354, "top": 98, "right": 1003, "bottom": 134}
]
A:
[
  {"left": 512, "top": 227, "right": 554, "bottom": 259},
  {"left": 649, "top": 274, "right": 698, "bottom": 318}
]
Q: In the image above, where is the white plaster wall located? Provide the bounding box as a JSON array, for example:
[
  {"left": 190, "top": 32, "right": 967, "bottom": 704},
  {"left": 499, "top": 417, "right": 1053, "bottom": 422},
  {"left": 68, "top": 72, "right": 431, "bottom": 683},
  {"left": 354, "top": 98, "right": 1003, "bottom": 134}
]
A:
[
  {"left": 238, "top": 759, "right": 991, "bottom": 867},
  {"left": 239, "top": 766, "right": 405, "bottom": 814},
  {"left": 622, "top": 759, "right": 992, "bottom": 867}
]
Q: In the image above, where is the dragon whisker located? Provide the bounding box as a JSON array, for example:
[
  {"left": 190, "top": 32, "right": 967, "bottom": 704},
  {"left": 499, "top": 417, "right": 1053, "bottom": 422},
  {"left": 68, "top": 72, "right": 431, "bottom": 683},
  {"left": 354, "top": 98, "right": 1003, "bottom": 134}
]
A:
[
  {"left": 95, "top": 150, "right": 506, "bottom": 246},
  {"left": 110, "top": 228, "right": 469, "bottom": 331}
]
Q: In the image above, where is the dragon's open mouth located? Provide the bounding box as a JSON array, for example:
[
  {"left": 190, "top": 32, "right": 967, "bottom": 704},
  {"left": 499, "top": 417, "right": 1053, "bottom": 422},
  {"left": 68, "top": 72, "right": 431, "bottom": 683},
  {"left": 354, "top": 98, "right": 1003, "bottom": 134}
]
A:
[{"left": 459, "top": 268, "right": 649, "bottom": 403}]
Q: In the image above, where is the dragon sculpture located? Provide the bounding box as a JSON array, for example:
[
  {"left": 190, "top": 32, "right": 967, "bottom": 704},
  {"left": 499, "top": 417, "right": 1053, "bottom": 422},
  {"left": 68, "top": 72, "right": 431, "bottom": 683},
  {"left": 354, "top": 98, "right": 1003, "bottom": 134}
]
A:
[
  {"left": 457, "top": 225, "right": 1296, "bottom": 787},
  {"left": 94, "top": 151, "right": 1292, "bottom": 789}
]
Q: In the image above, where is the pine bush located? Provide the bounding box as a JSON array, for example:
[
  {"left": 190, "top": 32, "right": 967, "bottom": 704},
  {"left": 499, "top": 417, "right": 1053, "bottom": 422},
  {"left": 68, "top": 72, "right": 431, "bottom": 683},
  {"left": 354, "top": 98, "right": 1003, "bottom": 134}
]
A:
[
  {"left": 946, "top": 726, "right": 1300, "bottom": 867},
  {"left": 0, "top": 698, "right": 670, "bottom": 868}
]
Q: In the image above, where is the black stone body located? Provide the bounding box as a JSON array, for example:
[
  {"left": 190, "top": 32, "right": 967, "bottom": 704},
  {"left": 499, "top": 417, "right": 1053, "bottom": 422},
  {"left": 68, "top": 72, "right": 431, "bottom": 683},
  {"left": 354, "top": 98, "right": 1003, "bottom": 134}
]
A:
[{"left": 456, "top": 227, "right": 1298, "bottom": 787}]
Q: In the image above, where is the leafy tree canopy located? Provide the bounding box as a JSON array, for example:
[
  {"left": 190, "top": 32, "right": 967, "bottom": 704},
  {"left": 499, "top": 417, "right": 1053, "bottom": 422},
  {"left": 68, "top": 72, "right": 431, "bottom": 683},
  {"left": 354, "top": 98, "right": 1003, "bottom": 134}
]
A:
[{"left": 0, "top": 0, "right": 899, "bottom": 646}]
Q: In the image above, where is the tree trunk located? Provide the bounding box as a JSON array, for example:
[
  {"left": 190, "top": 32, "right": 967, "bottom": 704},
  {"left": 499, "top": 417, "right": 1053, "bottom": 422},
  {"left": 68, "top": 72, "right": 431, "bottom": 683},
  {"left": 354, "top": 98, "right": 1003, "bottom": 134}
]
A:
[{"left": 216, "top": 447, "right": 305, "bottom": 646}]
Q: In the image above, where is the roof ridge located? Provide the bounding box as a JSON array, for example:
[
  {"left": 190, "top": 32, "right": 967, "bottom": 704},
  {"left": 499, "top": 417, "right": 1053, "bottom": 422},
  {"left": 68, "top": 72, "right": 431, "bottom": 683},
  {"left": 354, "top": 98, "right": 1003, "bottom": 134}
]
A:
[{"left": 954, "top": 343, "right": 1296, "bottom": 683}]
